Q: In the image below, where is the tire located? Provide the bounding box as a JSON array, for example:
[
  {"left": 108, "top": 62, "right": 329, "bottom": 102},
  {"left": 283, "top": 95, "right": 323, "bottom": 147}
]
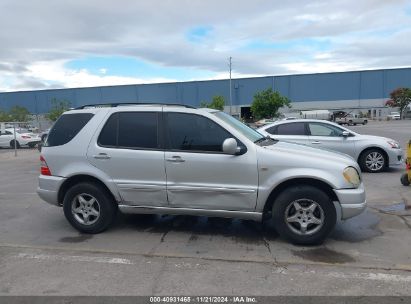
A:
[
  {"left": 271, "top": 185, "right": 336, "bottom": 245},
  {"left": 63, "top": 182, "right": 117, "bottom": 234},
  {"left": 348, "top": 120, "right": 353, "bottom": 126},
  {"left": 363, "top": 120, "right": 368, "bottom": 125},
  {"left": 359, "top": 149, "right": 387, "bottom": 173},
  {"left": 9, "top": 140, "right": 20, "bottom": 149},
  {"left": 401, "top": 173, "right": 410, "bottom": 186}
]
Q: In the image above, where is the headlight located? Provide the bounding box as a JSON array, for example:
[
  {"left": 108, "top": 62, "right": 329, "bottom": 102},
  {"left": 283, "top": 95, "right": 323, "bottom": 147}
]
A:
[
  {"left": 343, "top": 167, "right": 361, "bottom": 188},
  {"left": 387, "top": 140, "right": 400, "bottom": 149}
]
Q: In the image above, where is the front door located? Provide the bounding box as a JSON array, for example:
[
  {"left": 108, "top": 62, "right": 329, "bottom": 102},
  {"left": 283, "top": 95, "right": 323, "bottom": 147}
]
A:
[
  {"left": 164, "top": 112, "right": 258, "bottom": 211},
  {"left": 87, "top": 110, "right": 167, "bottom": 206},
  {"left": 307, "top": 122, "right": 356, "bottom": 158}
]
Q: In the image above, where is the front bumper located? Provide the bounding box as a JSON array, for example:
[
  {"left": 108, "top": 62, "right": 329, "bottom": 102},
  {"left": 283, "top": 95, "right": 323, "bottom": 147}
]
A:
[
  {"left": 387, "top": 148, "right": 404, "bottom": 166},
  {"left": 334, "top": 183, "right": 367, "bottom": 220},
  {"left": 37, "top": 175, "right": 66, "bottom": 206}
]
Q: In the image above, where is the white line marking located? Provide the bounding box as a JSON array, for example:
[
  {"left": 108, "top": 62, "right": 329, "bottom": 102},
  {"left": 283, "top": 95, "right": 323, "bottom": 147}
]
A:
[
  {"left": 325, "top": 271, "right": 411, "bottom": 283},
  {"left": 295, "top": 270, "right": 411, "bottom": 283},
  {"left": 16, "top": 253, "right": 134, "bottom": 265}
]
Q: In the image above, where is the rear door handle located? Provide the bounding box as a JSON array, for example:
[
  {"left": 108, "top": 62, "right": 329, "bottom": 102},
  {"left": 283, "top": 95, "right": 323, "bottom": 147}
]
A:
[
  {"left": 311, "top": 141, "right": 321, "bottom": 144},
  {"left": 166, "top": 156, "right": 185, "bottom": 163},
  {"left": 93, "top": 153, "right": 111, "bottom": 160}
]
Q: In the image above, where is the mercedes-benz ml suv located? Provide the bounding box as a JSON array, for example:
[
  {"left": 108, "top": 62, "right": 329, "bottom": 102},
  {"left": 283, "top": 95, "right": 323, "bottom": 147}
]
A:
[{"left": 37, "top": 103, "right": 366, "bottom": 245}]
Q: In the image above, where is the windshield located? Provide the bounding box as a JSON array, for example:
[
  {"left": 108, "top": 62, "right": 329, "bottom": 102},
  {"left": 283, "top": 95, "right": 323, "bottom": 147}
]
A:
[{"left": 213, "top": 111, "right": 265, "bottom": 142}]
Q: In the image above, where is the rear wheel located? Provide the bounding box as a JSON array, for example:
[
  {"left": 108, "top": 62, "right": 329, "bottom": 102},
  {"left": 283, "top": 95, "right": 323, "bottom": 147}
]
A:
[
  {"left": 63, "top": 182, "right": 117, "bottom": 234},
  {"left": 401, "top": 173, "right": 410, "bottom": 186},
  {"left": 272, "top": 185, "right": 336, "bottom": 245},
  {"left": 9, "top": 140, "right": 20, "bottom": 149},
  {"left": 359, "top": 149, "right": 387, "bottom": 173}
]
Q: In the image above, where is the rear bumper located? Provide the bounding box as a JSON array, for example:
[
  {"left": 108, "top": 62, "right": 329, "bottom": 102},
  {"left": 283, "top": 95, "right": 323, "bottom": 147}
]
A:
[
  {"left": 334, "top": 183, "right": 367, "bottom": 220},
  {"left": 37, "top": 175, "right": 66, "bottom": 206}
]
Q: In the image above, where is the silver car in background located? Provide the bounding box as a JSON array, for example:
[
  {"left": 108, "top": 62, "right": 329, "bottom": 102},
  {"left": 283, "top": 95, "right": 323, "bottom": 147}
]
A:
[{"left": 258, "top": 119, "right": 403, "bottom": 173}]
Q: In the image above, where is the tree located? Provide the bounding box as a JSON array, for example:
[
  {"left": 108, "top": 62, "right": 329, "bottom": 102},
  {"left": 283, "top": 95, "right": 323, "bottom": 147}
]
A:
[
  {"left": 9, "top": 106, "right": 30, "bottom": 122},
  {"left": 46, "top": 98, "right": 71, "bottom": 121},
  {"left": 200, "top": 95, "right": 225, "bottom": 110},
  {"left": 386, "top": 88, "right": 411, "bottom": 119},
  {"left": 0, "top": 109, "right": 11, "bottom": 122},
  {"left": 251, "top": 88, "right": 291, "bottom": 120}
]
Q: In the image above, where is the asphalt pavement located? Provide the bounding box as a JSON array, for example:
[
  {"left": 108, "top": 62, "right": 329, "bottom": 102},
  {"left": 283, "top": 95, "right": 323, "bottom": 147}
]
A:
[{"left": 0, "top": 120, "right": 410, "bottom": 296}]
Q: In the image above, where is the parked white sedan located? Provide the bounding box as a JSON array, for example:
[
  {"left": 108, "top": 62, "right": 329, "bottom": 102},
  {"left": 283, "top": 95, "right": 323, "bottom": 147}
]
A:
[
  {"left": 0, "top": 128, "right": 41, "bottom": 148},
  {"left": 258, "top": 119, "right": 404, "bottom": 173}
]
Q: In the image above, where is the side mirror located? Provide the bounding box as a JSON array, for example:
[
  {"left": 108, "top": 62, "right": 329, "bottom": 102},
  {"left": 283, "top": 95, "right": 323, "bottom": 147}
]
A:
[
  {"left": 222, "top": 138, "right": 240, "bottom": 155},
  {"left": 342, "top": 131, "right": 350, "bottom": 137}
]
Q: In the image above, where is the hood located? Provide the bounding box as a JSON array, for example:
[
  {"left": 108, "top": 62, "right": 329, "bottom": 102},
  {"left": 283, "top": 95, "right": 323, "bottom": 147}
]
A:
[
  {"left": 355, "top": 134, "right": 394, "bottom": 142},
  {"left": 262, "top": 140, "right": 356, "bottom": 166}
]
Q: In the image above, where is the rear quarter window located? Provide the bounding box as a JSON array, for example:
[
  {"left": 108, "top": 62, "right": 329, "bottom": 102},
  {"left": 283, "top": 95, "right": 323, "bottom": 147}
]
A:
[{"left": 45, "top": 113, "right": 94, "bottom": 147}]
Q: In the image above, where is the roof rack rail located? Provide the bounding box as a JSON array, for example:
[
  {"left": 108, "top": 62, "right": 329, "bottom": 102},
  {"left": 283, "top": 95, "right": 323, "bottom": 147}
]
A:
[{"left": 74, "top": 103, "right": 196, "bottom": 110}]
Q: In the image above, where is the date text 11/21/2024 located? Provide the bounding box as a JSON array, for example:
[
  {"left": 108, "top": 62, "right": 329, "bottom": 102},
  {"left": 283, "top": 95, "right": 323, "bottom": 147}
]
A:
[{"left": 149, "top": 296, "right": 257, "bottom": 303}]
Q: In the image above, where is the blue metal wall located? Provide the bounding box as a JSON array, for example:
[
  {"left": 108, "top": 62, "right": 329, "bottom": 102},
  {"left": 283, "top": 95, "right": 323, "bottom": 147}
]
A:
[{"left": 0, "top": 68, "right": 410, "bottom": 113}]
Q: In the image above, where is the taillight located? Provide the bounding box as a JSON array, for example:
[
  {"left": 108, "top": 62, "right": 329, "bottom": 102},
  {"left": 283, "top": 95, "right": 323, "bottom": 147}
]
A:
[
  {"left": 21, "top": 135, "right": 31, "bottom": 139},
  {"left": 40, "top": 155, "right": 51, "bottom": 176}
]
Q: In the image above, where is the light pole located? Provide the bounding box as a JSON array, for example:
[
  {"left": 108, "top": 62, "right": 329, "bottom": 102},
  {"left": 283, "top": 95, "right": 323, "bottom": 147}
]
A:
[{"left": 229, "top": 57, "right": 232, "bottom": 115}]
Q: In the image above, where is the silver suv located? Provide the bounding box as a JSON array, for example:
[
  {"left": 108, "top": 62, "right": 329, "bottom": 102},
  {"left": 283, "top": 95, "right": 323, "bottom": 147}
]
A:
[{"left": 37, "top": 104, "right": 366, "bottom": 245}]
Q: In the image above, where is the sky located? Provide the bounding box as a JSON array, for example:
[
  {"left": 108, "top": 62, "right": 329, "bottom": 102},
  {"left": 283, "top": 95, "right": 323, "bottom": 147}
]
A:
[{"left": 0, "top": 0, "right": 410, "bottom": 92}]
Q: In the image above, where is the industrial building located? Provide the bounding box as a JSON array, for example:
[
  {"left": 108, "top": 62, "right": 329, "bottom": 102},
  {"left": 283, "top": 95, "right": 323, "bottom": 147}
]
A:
[{"left": 0, "top": 67, "right": 410, "bottom": 121}]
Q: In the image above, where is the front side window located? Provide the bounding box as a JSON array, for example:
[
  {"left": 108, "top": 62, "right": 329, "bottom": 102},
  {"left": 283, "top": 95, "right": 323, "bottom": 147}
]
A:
[
  {"left": 166, "top": 113, "right": 232, "bottom": 152},
  {"left": 98, "top": 112, "right": 158, "bottom": 149},
  {"left": 308, "top": 123, "right": 343, "bottom": 137},
  {"left": 276, "top": 122, "right": 306, "bottom": 135}
]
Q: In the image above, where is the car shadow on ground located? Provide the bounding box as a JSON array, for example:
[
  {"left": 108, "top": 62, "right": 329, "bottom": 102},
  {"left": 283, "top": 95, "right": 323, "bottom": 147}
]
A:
[{"left": 108, "top": 207, "right": 382, "bottom": 246}]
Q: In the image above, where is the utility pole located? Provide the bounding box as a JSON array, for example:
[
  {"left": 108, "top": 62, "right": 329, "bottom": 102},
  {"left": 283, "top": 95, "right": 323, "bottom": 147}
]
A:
[{"left": 229, "top": 57, "right": 232, "bottom": 115}]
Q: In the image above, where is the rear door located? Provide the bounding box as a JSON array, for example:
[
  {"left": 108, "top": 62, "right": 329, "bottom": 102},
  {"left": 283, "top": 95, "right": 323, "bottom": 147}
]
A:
[
  {"left": 265, "top": 122, "right": 309, "bottom": 145},
  {"left": 87, "top": 108, "right": 167, "bottom": 206},
  {"left": 0, "top": 131, "right": 13, "bottom": 147}
]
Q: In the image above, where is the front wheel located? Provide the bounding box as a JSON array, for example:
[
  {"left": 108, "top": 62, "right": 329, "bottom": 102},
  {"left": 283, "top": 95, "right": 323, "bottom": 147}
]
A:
[
  {"left": 272, "top": 186, "right": 336, "bottom": 245},
  {"left": 359, "top": 149, "right": 387, "bottom": 173},
  {"left": 63, "top": 182, "right": 117, "bottom": 234}
]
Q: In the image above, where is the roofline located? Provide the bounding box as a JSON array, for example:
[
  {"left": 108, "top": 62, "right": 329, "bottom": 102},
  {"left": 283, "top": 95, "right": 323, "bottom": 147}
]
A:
[
  {"left": 1, "top": 66, "right": 410, "bottom": 95},
  {"left": 74, "top": 102, "right": 196, "bottom": 110}
]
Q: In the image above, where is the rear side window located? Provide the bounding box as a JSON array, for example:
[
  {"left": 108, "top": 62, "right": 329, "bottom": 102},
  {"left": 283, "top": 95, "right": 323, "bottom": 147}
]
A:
[
  {"left": 98, "top": 112, "right": 158, "bottom": 149},
  {"left": 276, "top": 122, "right": 306, "bottom": 135},
  {"left": 46, "top": 113, "right": 94, "bottom": 147}
]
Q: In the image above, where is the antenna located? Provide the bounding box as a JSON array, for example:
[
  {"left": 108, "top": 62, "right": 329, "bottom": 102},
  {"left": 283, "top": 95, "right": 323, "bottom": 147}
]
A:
[{"left": 229, "top": 57, "right": 232, "bottom": 115}]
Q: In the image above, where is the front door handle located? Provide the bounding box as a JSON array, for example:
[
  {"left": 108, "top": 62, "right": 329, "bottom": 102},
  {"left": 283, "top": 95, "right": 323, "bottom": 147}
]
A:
[
  {"left": 93, "top": 153, "right": 111, "bottom": 160},
  {"left": 166, "top": 156, "right": 185, "bottom": 163},
  {"left": 311, "top": 141, "right": 321, "bottom": 144}
]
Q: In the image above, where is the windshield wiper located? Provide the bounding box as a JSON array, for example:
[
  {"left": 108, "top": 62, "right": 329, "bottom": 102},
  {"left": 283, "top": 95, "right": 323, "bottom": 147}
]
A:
[
  {"left": 254, "top": 137, "right": 267, "bottom": 143},
  {"left": 254, "top": 136, "right": 278, "bottom": 145}
]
